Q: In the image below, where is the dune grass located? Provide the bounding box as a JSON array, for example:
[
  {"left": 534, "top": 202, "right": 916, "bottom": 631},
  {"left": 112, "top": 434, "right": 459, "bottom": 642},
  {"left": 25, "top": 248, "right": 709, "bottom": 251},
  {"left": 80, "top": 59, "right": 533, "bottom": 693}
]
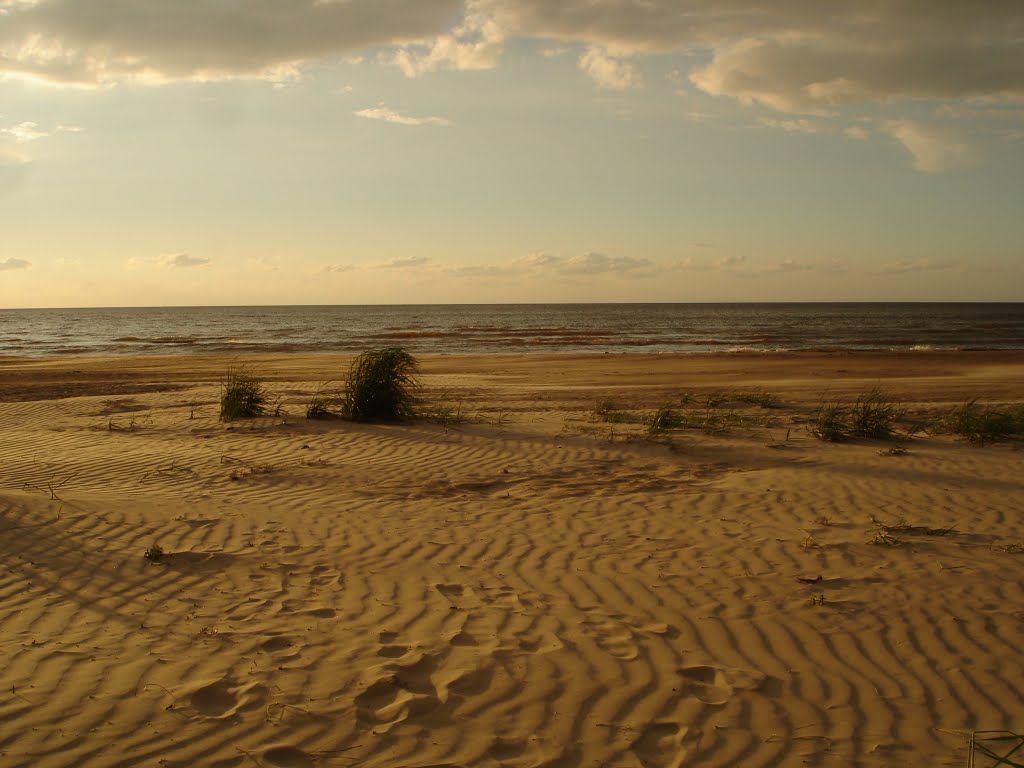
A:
[
  {"left": 220, "top": 368, "right": 270, "bottom": 421},
  {"left": 341, "top": 347, "right": 419, "bottom": 422},
  {"left": 809, "top": 388, "right": 904, "bottom": 441},
  {"left": 947, "top": 399, "right": 1024, "bottom": 443}
]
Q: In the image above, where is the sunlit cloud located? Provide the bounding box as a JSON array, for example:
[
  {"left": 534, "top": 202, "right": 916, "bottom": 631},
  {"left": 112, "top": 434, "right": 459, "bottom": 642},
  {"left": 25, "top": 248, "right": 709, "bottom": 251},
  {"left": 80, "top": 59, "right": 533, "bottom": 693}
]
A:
[
  {"left": 0, "top": 256, "right": 30, "bottom": 271},
  {"left": 579, "top": 47, "right": 638, "bottom": 91},
  {"left": 882, "top": 120, "right": 968, "bottom": 173},
  {"left": 355, "top": 106, "right": 452, "bottom": 127}
]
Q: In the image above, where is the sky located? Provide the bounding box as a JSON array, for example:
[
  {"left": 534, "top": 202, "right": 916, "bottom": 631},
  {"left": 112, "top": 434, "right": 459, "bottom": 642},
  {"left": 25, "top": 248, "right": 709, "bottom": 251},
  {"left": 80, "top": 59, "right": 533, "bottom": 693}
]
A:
[{"left": 1, "top": 0, "right": 1022, "bottom": 307}]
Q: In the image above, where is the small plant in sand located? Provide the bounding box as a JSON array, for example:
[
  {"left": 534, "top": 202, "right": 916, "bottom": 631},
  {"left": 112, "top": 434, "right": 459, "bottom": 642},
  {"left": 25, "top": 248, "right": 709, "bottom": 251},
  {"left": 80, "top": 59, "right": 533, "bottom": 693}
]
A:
[
  {"left": 848, "top": 387, "right": 905, "bottom": 439},
  {"left": 305, "top": 383, "right": 338, "bottom": 420},
  {"left": 144, "top": 544, "right": 165, "bottom": 562},
  {"left": 946, "top": 399, "right": 1024, "bottom": 443},
  {"left": 735, "top": 388, "right": 782, "bottom": 408},
  {"left": 809, "top": 400, "right": 849, "bottom": 441},
  {"left": 807, "top": 593, "right": 826, "bottom": 607},
  {"left": 646, "top": 404, "right": 685, "bottom": 434},
  {"left": 341, "top": 347, "right": 419, "bottom": 422},
  {"left": 593, "top": 399, "right": 632, "bottom": 423},
  {"left": 220, "top": 367, "right": 270, "bottom": 421}
]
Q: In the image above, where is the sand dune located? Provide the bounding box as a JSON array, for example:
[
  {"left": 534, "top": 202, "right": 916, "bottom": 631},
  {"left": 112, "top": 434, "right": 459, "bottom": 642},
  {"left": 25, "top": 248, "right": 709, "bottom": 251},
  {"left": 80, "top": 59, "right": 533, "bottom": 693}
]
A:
[{"left": 1, "top": 352, "right": 1022, "bottom": 767}]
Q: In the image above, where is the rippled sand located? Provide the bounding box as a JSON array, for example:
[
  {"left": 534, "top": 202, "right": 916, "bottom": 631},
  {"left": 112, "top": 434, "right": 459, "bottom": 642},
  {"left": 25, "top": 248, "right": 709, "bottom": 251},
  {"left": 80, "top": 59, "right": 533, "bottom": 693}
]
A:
[{"left": 1, "top": 352, "right": 1022, "bottom": 767}]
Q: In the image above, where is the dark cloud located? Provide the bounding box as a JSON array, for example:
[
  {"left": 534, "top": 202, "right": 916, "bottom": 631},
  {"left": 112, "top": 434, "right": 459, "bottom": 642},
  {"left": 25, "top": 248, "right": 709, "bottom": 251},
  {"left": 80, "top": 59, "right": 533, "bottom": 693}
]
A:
[
  {"left": 0, "top": 0, "right": 461, "bottom": 84},
  {"left": 3, "top": 1, "right": 1022, "bottom": 117}
]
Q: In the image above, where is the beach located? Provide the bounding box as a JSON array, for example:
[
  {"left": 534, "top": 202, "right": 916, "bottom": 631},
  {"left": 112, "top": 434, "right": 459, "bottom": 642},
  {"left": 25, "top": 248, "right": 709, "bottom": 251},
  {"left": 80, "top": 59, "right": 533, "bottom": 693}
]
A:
[{"left": 1, "top": 351, "right": 1022, "bottom": 767}]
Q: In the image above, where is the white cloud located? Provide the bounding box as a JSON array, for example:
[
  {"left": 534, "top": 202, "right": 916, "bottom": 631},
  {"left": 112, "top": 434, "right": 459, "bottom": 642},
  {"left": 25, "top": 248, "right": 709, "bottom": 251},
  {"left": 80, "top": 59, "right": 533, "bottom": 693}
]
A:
[
  {"left": 0, "top": 120, "right": 81, "bottom": 142},
  {"left": 579, "top": 46, "right": 638, "bottom": 91},
  {"left": 319, "top": 263, "right": 356, "bottom": 274},
  {"left": 0, "top": 257, "right": 30, "bottom": 271},
  {"left": 159, "top": 253, "right": 210, "bottom": 269},
  {"left": 844, "top": 125, "right": 869, "bottom": 141},
  {"left": 355, "top": 106, "right": 451, "bottom": 127},
  {"left": 882, "top": 120, "right": 967, "bottom": 173}
]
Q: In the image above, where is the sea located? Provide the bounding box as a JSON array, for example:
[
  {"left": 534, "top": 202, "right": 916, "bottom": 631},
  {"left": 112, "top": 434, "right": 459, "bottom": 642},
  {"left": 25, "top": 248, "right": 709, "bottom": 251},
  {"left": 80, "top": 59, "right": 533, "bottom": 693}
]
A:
[{"left": 1, "top": 303, "right": 1023, "bottom": 358}]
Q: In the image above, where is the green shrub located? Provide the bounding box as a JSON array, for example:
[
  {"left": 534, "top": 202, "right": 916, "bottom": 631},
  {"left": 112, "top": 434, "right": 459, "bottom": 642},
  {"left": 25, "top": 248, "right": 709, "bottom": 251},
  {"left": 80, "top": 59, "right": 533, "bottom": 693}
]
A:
[
  {"left": 341, "top": 347, "right": 419, "bottom": 422},
  {"left": 220, "top": 368, "right": 270, "bottom": 421}
]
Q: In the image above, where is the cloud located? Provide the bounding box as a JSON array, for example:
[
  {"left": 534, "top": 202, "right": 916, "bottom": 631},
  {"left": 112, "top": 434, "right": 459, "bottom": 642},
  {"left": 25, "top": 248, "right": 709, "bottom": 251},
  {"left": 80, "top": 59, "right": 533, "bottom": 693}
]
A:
[
  {"left": 355, "top": 106, "right": 451, "bottom": 126},
  {"left": 513, "top": 250, "right": 653, "bottom": 275},
  {"left": 159, "top": 253, "right": 210, "bottom": 268},
  {"left": 0, "top": 0, "right": 463, "bottom": 85},
  {"left": 882, "top": 120, "right": 967, "bottom": 172},
  {"left": 758, "top": 117, "right": 824, "bottom": 134},
  {"left": 844, "top": 125, "right": 870, "bottom": 141},
  {"left": 874, "top": 258, "right": 956, "bottom": 275},
  {"left": 319, "top": 263, "right": 355, "bottom": 274},
  {"left": 0, "top": 257, "right": 30, "bottom": 271},
  {"left": 379, "top": 255, "right": 430, "bottom": 269},
  {"left": 579, "top": 47, "right": 638, "bottom": 90},
  {"left": 391, "top": 2, "right": 505, "bottom": 76},
  {"left": 2, "top": 1, "right": 1021, "bottom": 129},
  {"left": 559, "top": 251, "right": 653, "bottom": 274},
  {"left": 0, "top": 120, "right": 81, "bottom": 142}
]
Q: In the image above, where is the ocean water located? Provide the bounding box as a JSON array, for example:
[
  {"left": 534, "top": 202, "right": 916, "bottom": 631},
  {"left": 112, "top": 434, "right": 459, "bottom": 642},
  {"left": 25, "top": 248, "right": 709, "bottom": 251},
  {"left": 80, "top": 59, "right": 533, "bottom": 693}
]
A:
[{"left": 1, "top": 303, "right": 1023, "bottom": 358}]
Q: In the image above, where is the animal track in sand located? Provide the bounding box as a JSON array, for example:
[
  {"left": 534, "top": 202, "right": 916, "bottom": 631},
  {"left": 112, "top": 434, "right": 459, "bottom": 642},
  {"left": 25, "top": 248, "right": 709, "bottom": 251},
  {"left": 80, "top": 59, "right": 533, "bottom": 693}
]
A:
[{"left": 435, "top": 583, "right": 465, "bottom": 597}]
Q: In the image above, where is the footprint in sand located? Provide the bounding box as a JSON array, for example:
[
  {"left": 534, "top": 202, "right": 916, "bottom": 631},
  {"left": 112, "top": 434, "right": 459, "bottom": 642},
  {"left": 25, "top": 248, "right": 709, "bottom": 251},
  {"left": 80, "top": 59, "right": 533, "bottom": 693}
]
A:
[
  {"left": 581, "top": 619, "right": 640, "bottom": 660},
  {"left": 259, "top": 635, "right": 294, "bottom": 654},
  {"left": 377, "top": 644, "right": 410, "bottom": 658},
  {"left": 436, "top": 583, "right": 465, "bottom": 598},
  {"left": 262, "top": 746, "right": 314, "bottom": 768},
  {"left": 678, "top": 665, "right": 781, "bottom": 705},
  {"left": 183, "top": 678, "right": 268, "bottom": 719},
  {"left": 632, "top": 722, "right": 690, "bottom": 768}
]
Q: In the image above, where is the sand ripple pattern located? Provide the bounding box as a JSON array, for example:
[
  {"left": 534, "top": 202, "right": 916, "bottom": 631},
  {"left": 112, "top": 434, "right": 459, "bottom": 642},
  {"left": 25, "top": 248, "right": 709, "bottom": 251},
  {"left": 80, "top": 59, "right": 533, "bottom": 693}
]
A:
[{"left": 1, "top": 383, "right": 1022, "bottom": 767}]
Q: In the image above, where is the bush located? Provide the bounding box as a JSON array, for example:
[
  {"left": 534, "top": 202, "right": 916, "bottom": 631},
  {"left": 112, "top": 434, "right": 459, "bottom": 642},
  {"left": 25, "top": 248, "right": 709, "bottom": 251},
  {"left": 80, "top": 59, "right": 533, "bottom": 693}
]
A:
[
  {"left": 341, "top": 347, "right": 419, "bottom": 422},
  {"left": 220, "top": 368, "right": 270, "bottom": 420}
]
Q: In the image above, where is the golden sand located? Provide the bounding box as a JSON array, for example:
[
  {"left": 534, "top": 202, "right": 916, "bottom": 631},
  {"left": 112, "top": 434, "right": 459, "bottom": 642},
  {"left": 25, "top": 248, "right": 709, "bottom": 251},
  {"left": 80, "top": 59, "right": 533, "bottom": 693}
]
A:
[{"left": 1, "top": 352, "right": 1022, "bottom": 767}]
